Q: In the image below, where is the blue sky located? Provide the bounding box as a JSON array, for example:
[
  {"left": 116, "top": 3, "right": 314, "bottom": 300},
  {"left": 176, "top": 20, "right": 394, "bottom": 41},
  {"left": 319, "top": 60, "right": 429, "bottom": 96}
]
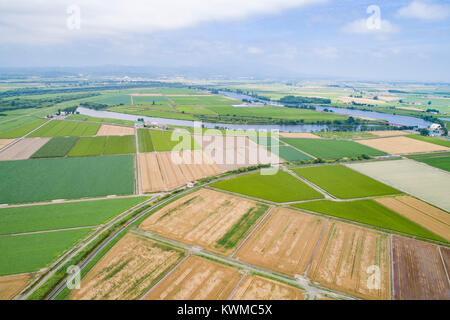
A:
[{"left": 0, "top": 0, "right": 449, "bottom": 81}]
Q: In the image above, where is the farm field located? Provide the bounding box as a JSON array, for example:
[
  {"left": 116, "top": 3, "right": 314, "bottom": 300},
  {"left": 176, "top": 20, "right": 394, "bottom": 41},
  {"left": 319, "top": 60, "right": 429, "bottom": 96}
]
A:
[
  {"left": 96, "top": 124, "right": 134, "bottom": 136},
  {"left": 0, "top": 155, "right": 135, "bottom": 204},
  {"left": 391, "top": 235, "right": 449, "bottom": 300},
  {"left": 31, "top": 136, "right": 79, "bottom": 158},
  {"left": 109, "top": 105, "right": 197, "bottom": 121},
  {"left": 0, "top": 139, "right": 14, "bottom": 150},
  {"left": 292, "top": 165, "right": 400, "bottom": 199},
  {"left": 70, "top": 234, "right": 185, "bottom": 300},
  {"left": 314, "top": 131, "right": 375, "bottom": 139},
  {"left": 370, "top": 130, "right": 409, "bottom": 137},
  {"left": 356, "top": 136, "right": 449, "bottom": 154},
  {"left": 145, "top": 256, "right": 241, "bottom": 300},
  {"left": 406, "top": 135, "right": 450, "bottom": 148},
  {"left": 0, "top": 228, "right": 93, "bottom": 275},
  {"left": 92, "top": 94, "right": 132, "bottom": 105},
  {"left": 0, "top": 274, "right": 31, "bottom": 300},
  {"left": 66, "top": 114, "right": 134, "bottom": 127},
  {"left": 278, "top": 132, "right": 321, "bottom": 139},
  {"left": 0, "top": 119, "right": 48, "bottom": 138},
  {"left": 348, "top": 159, "right": 450, "bottom": 212},
  {"left": 230, "top": 275, "right": 305, "bottom": 300},
  {"left": 292, "top": 200, "right": 445, "bottom": 242},
  {"left": 280, "top": 138, "right": 386, "bottom": 159},
  {"left": 68, "top": 136, "right": 106, "bottom": 157},
  {"left": 140, "top": 189, "right": 268, "bottom": 255},
  {"left": 277, "top": 145, "right": 313, "bottom": 161},
  {"left": 170, "top": 95, "right": 234, "bottom": 106},
  {"left": 0, "top": 197, "right": 148, "bottom": 235},
  {"left": 211, "top": 170, "right": 324, "bottom": 203},
  {"left": 137, "top": 128, "right": 154, "bottom": 152},
  {"left": 411, "top": 155, "right": 450, "bottom": 172},
  {"left": 235, "top": 208, "right": 326, "bottom": 276},
  {"left": 307, "top": 221, "right": 391, "bottom": 300},
  {"left": 29, "top": 120, "right": 100, "bottom": 137},
  {"left": 103, "top": 136, "right": 136, "bottom": 155},
  {"left": 0, "top": 138, "right": 50, "bottom": 161},
  {"left": 149, "top": 129, "right": 199, "bottom": 152},
  {"left": 376, "top": 196, "right": 450, "bottom": 242},
  {"left": 139, "top": 151, "right": 222, "bottom": 192}
]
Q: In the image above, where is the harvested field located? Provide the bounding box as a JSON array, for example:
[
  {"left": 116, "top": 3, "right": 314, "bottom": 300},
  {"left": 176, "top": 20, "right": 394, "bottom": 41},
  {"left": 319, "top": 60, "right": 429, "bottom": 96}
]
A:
[
  {"left": 145, "top": 256, "right": 241, "bottom": 300},
  {"left": 0, "top": 139, "right": 14, "bottom": 150},
  {"left": 139, "top": 151, "right": 223, "bottom": 192},
  {"left": 348, "top": 159, "right": 450, "bottom": 212},
  {"left": 441, "top": 247, "right": 450, "bottom": 276},
  {"left": 96, "top": 124, "right": 134, "bottom": 136},
  {"left": 392, "top": 235, "right": 450, "bottom": 300},
  {"left": 0, "top": 273, "right": 31, "bottom": 300},
  {"left": 230, "top": 275, "right": 305, "bottom": 300},
  {"left": 370, "top": 131, "right": 409, "bottom": 137},
  {"left": 70, "top": 234, "right": 184, "bottom": 300},
  {"left": 193, "top": 135, "right": 280, "bottom": 171},
  {"left": 338, "top": 96, "right": 385, "bottom": 105},
  {"left": 376, "top": 196, "right": 450, "bottom": 242},
  {"left": 235, "top": 208, "right": 326, "bottom": 276},
  {"left": 0, "top": 138, "right": 50, "bottom": 161},
  {"left": 140, "top": 189, "right": 268, "bottom": 255},
  {"left": 279, "top": 132, "right": 321, "bottom": 139},
  {"left": 356, "top": 136, "right": 449, "bottom": 154},
  {"left": 307, "top": 221, "right": 391, "bottom": 300}
]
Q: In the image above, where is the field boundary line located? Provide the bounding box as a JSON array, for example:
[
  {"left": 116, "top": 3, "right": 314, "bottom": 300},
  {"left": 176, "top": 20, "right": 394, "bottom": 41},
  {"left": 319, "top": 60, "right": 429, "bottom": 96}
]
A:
[
  {"left": 226, "top": 272, "right": 247, "bottom": 300},
  {"left": 230, "top": 206, "right": 275, "bottom": 258},
  {"left": 438, "top": 246, "right": 450, "bottom": 286},
  {"left": 283, "top": 167, "right": 335, "bottom": 200},
  {"left": 0, "top": 225, "right": 98, "bottom": 237},
  {"left": 279, "top": 138, "right": 317, "bottom": 160},
  {"left": 138, "top": 253, "right": 191, "bottom": 300},
  {"left": 304, "top": 219, "right": 329, "bottom": 277}
]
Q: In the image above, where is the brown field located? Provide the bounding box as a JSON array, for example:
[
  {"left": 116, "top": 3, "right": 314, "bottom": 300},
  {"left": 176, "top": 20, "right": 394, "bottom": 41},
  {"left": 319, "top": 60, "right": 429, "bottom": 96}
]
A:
[
  {"left": 230, "top": 275, "right": 305, "bottom": 300},
  {"left": 397, "top": 106, "right": 424, "bottom": 112},
  {"left": 70, "top": 233, "right": 184, "bottom": 300},
  {"left": 392, "top": 235, "right": 449, "bottom": 300},
  {"left": 440, "top": 246, "right": 450, "bottom": 276},
  {"left": 235, "top": 208, "right": 326, "bottom": 276},
  {"left": 338, "top": 96, "right": 386, "bottom": 105},
  {"left": 96, "top": 124, "right": 134, "bottom": 136},
  {"left": 144, "top": 256, "right": 241, "bottom": 300},
  {"left": 279, "top": 132, "right": 321, "bottom": 139},
  {"left": 378, "top": 96, "right": 400, "bottom": 102},
  {"left": 193, "top": 135, "right": 280, "bottom": 171},
  {"left": 356, "top": 136, "right": 449, "bottom": 154},
  {"left": 370, "top": 130, "right": 409, "bottom": 137},
  {"left": 376, "top": 196, "right": 450, "bottom": 242},
  {"left": 0, "top": 273, "right": 31, "bottom": 300},
  {"left": 139, "top": 188, "right": 267, "bottom": 255},
  {"left": 307, "top": 221, "right": 391, "bottom": 300},
  {"left": 0, "top": 139, "right": 15, "bottom": 150},
  {"left": 139, "top": 150, "right": 223, "bottom": 192},
  {"left": 0, "top": 137, "right": 50, "bottom": 161}
]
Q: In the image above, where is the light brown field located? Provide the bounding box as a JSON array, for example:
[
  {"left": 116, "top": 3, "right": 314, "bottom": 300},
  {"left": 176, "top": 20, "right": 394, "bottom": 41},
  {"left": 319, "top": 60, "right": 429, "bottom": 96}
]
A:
[
  {"left": 307, "top": 221, "right": 391, "bottom": 300},
  {"left": 96, "top": 124, "right": 134, "bottom": 136},
  {"left": 235, "top": 208, "right": 326, "bottom": 276},
  {"left": 397, "top": 106, "right": 424, "bottom": 112},
  {"left": 70, "top": 234, "right": 184, "bottom": 300},
  {"left": 139, "top": 150, "right": 223, "bottom": 192},
  {"left": 356, "top": 136, "right": 449, "bottom": 154},
  {"left": 193, "top": 135, "right": 280, "bottom": 171},
  {"left": 370, "top": 130, "right": 409, "bottom": 137},
  {"left": 378, "top": 96, "right": 400, "bottom": 102},
  {"left": 338, "top": 96, "right": 385, "bottom": 105},
  {"left": 0, "top": 273, "right": 31, "bottom": 300},
  {"left": 376, "top": 196, "right": 450, "bottom": 242},
  {"left": 140, "top": 188, "right": 266, "bottom": 255},
  {"left": 230, "top": 275, "right": 305, "bottom": 300},
  {"left": 279, "top": 132, "right": 321, "bottom": 139},
  {"left": 144, "top": 256, "right": 241, "bottom": 300},
  {"left": 0, "top": 139, "right": 15, "bottom": 150},
  {"left": 440, "top": 246, "right": 450, "bottom": 277},
  {"left": 392, "top": 235, "right": 449, "bottom": 300},
  {"left": 0, "top": 137, "right": 50, "bottom": 161}
]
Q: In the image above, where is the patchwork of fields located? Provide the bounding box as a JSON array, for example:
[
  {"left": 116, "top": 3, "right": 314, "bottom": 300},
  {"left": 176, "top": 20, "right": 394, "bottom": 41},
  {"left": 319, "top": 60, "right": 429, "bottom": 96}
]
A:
[{"left": 29, "top": 120, "right": 100, "bottom": 137}]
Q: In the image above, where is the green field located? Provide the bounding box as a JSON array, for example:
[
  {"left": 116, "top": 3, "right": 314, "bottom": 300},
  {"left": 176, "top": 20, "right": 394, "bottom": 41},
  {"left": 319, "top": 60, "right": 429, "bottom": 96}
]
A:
[
  {"left": 277, "top": 145, "right": 313, "bottom": 161},
  {"left": 0, "top": 197, "right": 148, "bottom": 235},
  {"left": 149, "top": 130, "right": 199, "bottom": 152},
  {"left": 280, "top": 138, "right": 386, "bottom": 159},
  {"left": 292, "top": 200, "right": 446, "bottom": 242},
  {"left": 93, "top": 94, "right": 132, "bottom": 105},
  {"left": 66, "top": 114, "right": 134, "bottom": 127},
  {"left": 137, "top": 128, "right": 155, "bottom": 152},
  {"left": 211, "top": 170, "right": 324, "bottom": 203},
  {"left": 0, "top": 229, "right": 92, "bottom": 275},
  {"left": 132, "top": 96, "right": 170, "bottom": 104},
  {"left": 29, "top": 120, "right": 100, "bottom": 137},
  {"left": 0, "top": 155, "right": 135, "bottom": 204},
  {"left": 408, "top": 153, "right": 450, "bottom": 172},
  {"left": 0, "top": 119, "right": 48, "bottom": 138},
  {"left": 407, "top": 134, "right": 450, "bottom": 148},
  {"left": 109, "top": 105, "right": 197, "bottom": 120},
  {"left": 68, "top": 136, "right": 106, "bottom": 157},
  {"left": 292, "top": 165, "right": 400, "bottom": 199},
  {"left": 314, "top": 131, "right": 376, "bottom": 139},
  {"left": 103, "top": 136, "right": 136, "bottom": 155},
  {"left": 31, "top": 137, "right": 79, "bottom": 158}
]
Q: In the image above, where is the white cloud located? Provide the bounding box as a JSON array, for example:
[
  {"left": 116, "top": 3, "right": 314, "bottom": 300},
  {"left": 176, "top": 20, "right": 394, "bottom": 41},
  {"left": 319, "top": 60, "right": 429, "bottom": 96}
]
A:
[
  {"left": 397, "top": 1, "right": 450, "bottom": 21},
  {"left": 0, "top": 0, "right": 328, "bottom": 44},
  {"left": 341, "top": 18, "right": 399, "bottom": 34},
  {"left": 247, "top": 47, "right": 264, "bottom": 54},
  {"left": 314, "top": 46, "right": 338, "bottom": 58}
]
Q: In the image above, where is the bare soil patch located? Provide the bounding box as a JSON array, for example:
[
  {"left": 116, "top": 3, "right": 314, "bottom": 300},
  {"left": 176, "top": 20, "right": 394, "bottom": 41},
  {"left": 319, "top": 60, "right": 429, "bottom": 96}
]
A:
[
  {"left": 0, "top": 139, "right": 15, "bottom": 150},
  {"left": 357, "top": 136, "right": 449, "bottom": 154},
  {"left": 370, "top": 131, "right": 409, "bottom": 137},
  {"left": 0, "top": 273, "right": 31, "bottom": 300},
  {"left": 96, "top": 124, "right": 134, "bottom": 136},
  {"left": 0, "top": 138, "right": 50, "bottom": 161},
  {"left": 279, "top": 132, "right": 321, "bottom": 139}
]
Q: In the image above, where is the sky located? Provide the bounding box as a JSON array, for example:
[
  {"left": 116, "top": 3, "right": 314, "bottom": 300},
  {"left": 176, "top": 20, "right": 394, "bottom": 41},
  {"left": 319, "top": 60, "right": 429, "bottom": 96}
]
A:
[{"left": 0, "top": 0, "right": 449, "bottom": 81}]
